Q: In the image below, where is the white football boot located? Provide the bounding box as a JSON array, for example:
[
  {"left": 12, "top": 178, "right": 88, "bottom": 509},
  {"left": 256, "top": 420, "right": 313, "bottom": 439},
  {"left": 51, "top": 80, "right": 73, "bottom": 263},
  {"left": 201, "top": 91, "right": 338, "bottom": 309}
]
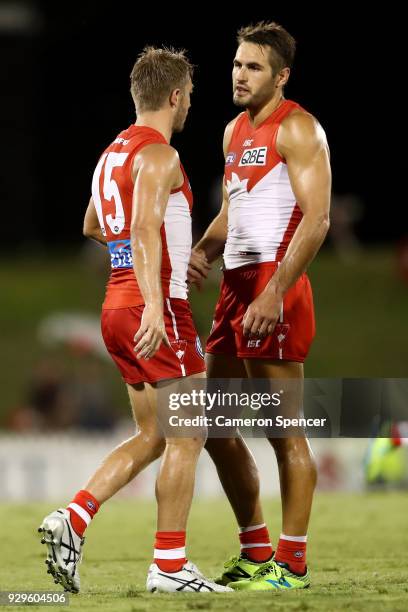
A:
[
  {"left": 146, "top": 560, "right": 233, "bottom": 593},
  {"left": 38, "top": 508, "right": 84, "bottom": 593}
]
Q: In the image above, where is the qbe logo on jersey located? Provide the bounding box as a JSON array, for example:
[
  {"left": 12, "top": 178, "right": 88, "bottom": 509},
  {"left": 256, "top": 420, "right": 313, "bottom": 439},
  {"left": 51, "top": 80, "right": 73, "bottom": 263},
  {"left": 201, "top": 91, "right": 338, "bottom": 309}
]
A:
[{"left": 239, "top": 146, "right": 268, "bottom": 167}]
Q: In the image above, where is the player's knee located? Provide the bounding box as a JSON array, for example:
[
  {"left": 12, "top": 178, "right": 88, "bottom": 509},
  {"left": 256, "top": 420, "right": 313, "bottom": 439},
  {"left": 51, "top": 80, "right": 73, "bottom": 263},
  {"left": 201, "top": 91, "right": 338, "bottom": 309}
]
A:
[
  {"left": 166, "top": 431, "right": 207, "bottom": 453},
  {"left": 269, "top": 436, "right": 315, "bottom": 466},
  {"left": 148, "top": 435, "right": 166, "bottom": 459},
  {"left": 129, "top": 427, "right": 165, "bottom": 459}
]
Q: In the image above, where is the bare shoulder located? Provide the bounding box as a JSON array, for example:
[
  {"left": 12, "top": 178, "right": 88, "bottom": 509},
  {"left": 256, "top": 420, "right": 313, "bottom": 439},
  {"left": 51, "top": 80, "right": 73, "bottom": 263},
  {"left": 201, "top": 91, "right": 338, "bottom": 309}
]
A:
[
  {"left": 136, "top": 143, "right": 180, "bottom": 167},
  {"left": 278, "top": 109, "right": 327, "bottom": 153},
  {"left": 223, "top": 113, "right": 243, "bottom": 156},
  {"left": 132, "top": 143, "right": 180, "bottom": 182}
]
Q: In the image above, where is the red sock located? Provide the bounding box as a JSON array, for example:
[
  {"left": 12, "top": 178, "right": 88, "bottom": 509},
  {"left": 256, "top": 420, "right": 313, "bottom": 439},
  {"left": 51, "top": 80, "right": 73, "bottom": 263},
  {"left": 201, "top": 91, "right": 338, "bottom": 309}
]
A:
[
  {"left": 274, "top": 534, "right": 307, "bottom": 575},
  {"left": 154, "top": 531, "right": 186, "bottom": 573},
  {"left": 239, "top": 523, "right": 273, "bottom": 563},
  {"left": 67, "top": 490, "right": 100, "bottom": 537},
  {"left": 391, "top": 422, "right": 408, "bottom": 446},
  {"left": 391, "top": 423, "right": 401, "bottom": 446}
]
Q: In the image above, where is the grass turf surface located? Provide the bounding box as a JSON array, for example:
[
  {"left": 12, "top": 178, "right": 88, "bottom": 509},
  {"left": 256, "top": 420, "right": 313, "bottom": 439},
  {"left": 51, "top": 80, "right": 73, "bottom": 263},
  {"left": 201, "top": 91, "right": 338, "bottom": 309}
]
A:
[
  {"left": 1, "top": 247, "right": 408, "bottom": 422},
  {"left": 1, "top": 493, "right": 408, "bottom": 611}
]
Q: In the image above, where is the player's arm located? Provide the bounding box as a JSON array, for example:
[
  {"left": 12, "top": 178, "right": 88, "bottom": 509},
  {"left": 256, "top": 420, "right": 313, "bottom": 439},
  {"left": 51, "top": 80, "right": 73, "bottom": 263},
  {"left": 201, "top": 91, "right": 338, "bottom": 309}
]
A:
[
  {"left": 131, "top": 144, "right": 180, "bottom": 359},
  {"left": 242, "top": 112, "right": 331, "bottom": 337},
  {"left": 187, "top": 117, "right": 238, "bottom": 287},
  {"left": 271, "top": 112, "right": 331, "bottom": 294},
  {"left": 83, "top": 197, "right": 107, "bottom": 246}
]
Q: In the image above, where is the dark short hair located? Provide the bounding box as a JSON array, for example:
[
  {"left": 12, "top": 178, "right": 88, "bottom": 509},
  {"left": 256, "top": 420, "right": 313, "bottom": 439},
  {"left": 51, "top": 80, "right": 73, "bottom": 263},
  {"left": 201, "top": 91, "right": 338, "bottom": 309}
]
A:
[
  {"left": 237, "top": 21, "right": 296, "bottom": 73},
  {"left": 130, "top": 46, "right": 193, "bottom": 112}
]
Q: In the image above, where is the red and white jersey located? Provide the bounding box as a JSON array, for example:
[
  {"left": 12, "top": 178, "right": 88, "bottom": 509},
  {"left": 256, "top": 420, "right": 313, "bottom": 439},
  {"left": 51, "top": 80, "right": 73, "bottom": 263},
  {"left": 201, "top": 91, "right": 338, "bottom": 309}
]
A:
[
  {"left": 224, "top": 100, "right": 304, "bottom": 269},
  {"left": 91, "top": 125, "right": 193, "bottom": 308}
]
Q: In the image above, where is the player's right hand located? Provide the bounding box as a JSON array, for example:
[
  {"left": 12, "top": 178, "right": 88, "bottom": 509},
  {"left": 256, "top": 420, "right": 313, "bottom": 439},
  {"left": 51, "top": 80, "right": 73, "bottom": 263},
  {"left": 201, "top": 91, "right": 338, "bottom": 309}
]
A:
[
  {"left": 133, "top": 304, "right": 171, "bottom": 360},
  {"left": 187, "top": 248, "right": 211, "bottom": 290}
]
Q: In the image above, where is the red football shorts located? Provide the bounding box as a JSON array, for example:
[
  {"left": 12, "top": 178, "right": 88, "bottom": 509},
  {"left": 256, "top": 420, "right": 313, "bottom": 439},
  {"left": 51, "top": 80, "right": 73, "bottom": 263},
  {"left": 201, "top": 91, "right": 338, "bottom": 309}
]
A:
[
  {"left": 206, "top": 262, "right": 315, "bottom": 362},
  {"left": 101, "top": 298, "right": 205, "bottom": 384}
]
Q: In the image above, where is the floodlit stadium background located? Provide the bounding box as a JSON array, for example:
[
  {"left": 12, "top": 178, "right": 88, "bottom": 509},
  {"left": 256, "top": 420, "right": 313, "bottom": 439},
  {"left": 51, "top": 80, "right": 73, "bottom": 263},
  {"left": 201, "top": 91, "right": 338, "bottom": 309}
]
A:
[{"left": 1, "top": 2, "right": 407, "bottom": 501}]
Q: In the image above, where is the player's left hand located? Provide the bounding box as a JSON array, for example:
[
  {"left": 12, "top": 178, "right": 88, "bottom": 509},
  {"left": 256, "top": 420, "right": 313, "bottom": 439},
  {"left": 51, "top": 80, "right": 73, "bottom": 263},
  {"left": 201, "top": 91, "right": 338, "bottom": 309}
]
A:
[
  {"left": 241, "top": 290, "right": 283, "bottom": 338},
  {"left": 187, "top": 248, "right": 211, "bottom": 290}
]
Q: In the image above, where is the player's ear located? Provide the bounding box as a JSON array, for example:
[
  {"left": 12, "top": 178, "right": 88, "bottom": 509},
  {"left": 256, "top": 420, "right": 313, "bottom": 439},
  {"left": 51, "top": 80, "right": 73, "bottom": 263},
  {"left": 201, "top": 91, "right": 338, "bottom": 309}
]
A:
[
  {"left": 276, "top": 67, "right": 290, "bottom": 88},
  {"left": 169, "top": 88, "right": 181, "bottom": 109}
]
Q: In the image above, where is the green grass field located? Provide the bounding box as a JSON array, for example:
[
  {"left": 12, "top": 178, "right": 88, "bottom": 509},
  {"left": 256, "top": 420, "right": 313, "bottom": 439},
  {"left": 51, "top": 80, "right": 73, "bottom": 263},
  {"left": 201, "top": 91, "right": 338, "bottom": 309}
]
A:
[
  {"left": 1, "top": 493, "right": 408, "bottom": 611},
  {"left": 1, "top": 247, "right": 408, "bottom": 423}
]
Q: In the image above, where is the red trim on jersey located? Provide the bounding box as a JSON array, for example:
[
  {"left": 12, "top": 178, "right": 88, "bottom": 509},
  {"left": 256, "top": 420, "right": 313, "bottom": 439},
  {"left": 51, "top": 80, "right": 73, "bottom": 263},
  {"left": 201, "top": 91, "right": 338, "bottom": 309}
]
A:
[
  {"left": 160, "top": 223, "right": 171, "bottom": 298},
  {"left": 170, "top": 164, "right": 190, "bottom": 199},
  {"left": 276, "top": 203, "right": 303, "bottom": 261}
]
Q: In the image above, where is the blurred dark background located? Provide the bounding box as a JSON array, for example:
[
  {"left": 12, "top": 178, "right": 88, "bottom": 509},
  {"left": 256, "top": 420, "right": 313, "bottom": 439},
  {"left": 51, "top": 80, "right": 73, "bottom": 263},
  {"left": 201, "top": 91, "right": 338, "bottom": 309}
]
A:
[
  {"left": 1, "top": 1, "right": 407, "bottom": 429},
  {"left": 1, "top": 1, "right": 406, "bottom": 247}
]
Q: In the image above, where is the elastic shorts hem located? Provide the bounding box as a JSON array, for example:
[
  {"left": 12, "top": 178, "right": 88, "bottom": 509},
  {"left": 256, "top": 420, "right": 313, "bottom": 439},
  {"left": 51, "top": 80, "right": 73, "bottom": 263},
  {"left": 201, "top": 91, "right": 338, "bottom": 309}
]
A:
[
  {"left": 206, "top": 349, "right": 305, "bottom": 363},
  {"left": 122, "top": 367, "right": 206, "bottom": 385},
  {"left": 236, "top": 353, "right": 305, "bottom": 363},
  {"left": 205, "top": 349, "right": 240, "bottom": 357}
]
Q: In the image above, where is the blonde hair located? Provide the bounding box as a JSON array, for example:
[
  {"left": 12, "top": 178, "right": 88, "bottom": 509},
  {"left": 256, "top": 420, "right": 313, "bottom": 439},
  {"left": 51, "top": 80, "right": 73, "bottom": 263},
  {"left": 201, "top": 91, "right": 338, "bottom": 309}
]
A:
[{"left": 130, "top": 46, "right": 193, "bottom": 112}]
